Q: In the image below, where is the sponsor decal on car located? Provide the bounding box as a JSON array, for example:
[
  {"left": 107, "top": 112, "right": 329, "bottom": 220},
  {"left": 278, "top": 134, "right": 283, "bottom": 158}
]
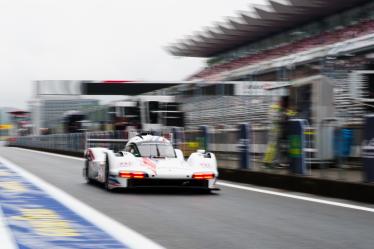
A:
[{"left": 142, "top": 158, "right": 157, "bottom": 175}]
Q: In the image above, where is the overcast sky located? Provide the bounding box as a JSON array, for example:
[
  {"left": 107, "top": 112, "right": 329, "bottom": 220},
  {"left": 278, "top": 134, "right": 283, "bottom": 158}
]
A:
[{"left": 0, "top": 0, "right": 265, "bottom": 109}]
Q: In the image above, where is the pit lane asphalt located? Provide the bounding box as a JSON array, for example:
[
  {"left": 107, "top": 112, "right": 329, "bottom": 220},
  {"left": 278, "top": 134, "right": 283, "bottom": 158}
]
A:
[{"left": 1, "top": 147, "right": 373, "bottom": 249}]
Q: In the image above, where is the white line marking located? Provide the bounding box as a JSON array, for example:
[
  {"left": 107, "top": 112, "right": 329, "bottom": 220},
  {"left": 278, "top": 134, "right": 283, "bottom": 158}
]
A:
[
  {"left": 217, "top": 181, "right": 374, "bottom": 213},
  {"left": 0, "top": 156, "right": 165, "bottom": 249},
  {"left": 0, "top": 206, "right": 18, "bottom": 249},
  {"left": 9, "top": 147, "right": 374, "bottom": 213},
  {"left": 12, "top": 147, "right": 85, "bottom": 161}
]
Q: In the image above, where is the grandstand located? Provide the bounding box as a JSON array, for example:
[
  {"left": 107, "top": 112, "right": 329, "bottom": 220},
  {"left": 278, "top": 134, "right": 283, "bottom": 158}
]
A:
[
  {"left": 186, "top": 19, "right": 374, "bottom": 80},
  {"left": 167, "top": 0, "right": 374, "bottom": 129}
]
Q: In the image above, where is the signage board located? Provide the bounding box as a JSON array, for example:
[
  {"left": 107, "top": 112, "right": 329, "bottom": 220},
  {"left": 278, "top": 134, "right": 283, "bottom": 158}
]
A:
[
  {"left": 234, "top": 81, "right": 288, "bottom": 96},
  {"left": 0, "top": 124, "right": 13, "bottom": 130}
]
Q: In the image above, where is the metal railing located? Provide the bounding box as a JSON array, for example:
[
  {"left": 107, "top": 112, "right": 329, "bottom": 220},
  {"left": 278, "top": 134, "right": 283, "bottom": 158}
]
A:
[{"left": 8, "top": 123, "right": 365, "bottom": 183}]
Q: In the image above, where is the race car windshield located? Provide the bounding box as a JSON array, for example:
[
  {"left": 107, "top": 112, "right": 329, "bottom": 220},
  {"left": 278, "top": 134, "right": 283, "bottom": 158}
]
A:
[{"left": 137, "top": 143, "right": 176, "bottom": 158}]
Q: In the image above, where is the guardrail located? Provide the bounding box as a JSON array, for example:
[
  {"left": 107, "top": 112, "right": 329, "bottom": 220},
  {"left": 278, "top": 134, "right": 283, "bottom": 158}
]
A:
[
  {"left": 7, "top": 122, "right": 367, "bottom": 183},
  {"left": 10, "top": 131, "right": 130, "bottom": 154}
]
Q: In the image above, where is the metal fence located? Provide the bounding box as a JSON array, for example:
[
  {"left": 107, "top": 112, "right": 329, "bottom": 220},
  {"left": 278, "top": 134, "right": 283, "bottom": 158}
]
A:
[
  {"left": 10, "top": 131, "right": 129, "bottom": 154},
  {"left": 8, "top": 122, "right": 365, "bottom": 183},
  {"left": 12, "top": 133, "right": 86, "bottom": 153}
]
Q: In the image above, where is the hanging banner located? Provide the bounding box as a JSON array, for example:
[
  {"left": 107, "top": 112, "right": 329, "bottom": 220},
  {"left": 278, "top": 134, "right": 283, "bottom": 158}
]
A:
[
  {"left": 362, "top": 115, "right": 374, "bottom": 182},
  {"left": 288, "top": 119, "right": 307, "bottom": 175},
  {"left": 234, "top": 81, "right": 288, "bottom": 96},
  {"left": 0, "top": 124, "right": 13, "bottom": 130},
  {"left": 238, "top": 123, "right": 251, "bottom": 169}
]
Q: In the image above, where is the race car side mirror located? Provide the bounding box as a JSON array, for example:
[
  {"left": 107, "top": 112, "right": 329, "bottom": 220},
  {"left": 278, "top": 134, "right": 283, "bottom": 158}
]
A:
[{"left": 175, "top": 149, "right": 184, "bottom": 162}]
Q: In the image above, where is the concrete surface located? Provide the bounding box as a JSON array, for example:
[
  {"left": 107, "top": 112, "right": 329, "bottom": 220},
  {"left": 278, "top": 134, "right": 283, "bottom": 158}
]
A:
[{"left": 0, "top": 147, "right": 373, "bottom": 249}]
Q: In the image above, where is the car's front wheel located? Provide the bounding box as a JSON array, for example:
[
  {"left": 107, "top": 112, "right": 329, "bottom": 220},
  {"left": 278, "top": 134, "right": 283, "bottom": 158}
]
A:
[
  {"left": 84, "top": 159, "right": 93, "bottom": 184},
  {"left": 104, "top": 155, "right": 111, "bottom": 191}
]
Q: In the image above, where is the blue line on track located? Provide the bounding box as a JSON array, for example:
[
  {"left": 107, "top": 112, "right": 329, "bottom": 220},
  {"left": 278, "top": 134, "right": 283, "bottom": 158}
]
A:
[{"left": 0, "top": 162, "right": 129, "bottom": 249}]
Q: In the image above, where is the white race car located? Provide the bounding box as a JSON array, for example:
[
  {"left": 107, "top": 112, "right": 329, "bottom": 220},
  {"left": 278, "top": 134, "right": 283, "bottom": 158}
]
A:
[{"left": 83, "top": 134, "right": 219, "bottom": 191}]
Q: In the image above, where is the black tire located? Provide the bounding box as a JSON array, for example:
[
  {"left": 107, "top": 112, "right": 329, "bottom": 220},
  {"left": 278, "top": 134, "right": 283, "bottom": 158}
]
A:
[
  {"left": 84, "top": 159, "right": 92, "bottom": 184},
  {"left": 201, "top": 189, "right": 213, "bottom": 194},
  {"left": 104, "top": 155, "right": 111, "bottom": 191}
]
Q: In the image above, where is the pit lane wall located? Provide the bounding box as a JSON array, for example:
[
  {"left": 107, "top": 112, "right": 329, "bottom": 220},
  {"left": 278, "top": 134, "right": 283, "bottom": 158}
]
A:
[
  {"left": 7, "top": 124, "right": 363, "bottom": 164},
  {"left": 6, "top": 124, "right": 374, "bottom": 203}
]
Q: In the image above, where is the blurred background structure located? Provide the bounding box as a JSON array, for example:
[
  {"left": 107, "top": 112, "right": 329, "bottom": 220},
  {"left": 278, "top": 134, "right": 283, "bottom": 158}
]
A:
[
  {"left": 0, "top": 108, "right": 31, "bottom": 139},
  {"left": 167, "top": 0, "right": 374, "bottom": 128},
  {"left": 6, "top": 0, "right": 374, "bottom": 183},
  {"left": 164, "top": 0, "right": 374, "bottom": 175},
  {"left": 2, "top": 2, "right": 374, "bottom": 249},
  {"left": 0, "top": 107, "right": 16, "bottom": 140}
]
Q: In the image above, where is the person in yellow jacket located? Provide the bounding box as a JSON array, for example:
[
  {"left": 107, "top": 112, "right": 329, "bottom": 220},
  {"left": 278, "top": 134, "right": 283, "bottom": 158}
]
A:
[{"left": 263, "top": 96, "right": 296, "bottom": 167}]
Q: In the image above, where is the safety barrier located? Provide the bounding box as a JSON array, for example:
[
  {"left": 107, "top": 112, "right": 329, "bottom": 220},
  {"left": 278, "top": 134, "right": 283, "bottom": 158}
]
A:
[
  {"left": 10, "top": 131, "right": 129, "bottom": 154},
  {"left": 7, "top": 120, "right": 369, "bottom": 183}
]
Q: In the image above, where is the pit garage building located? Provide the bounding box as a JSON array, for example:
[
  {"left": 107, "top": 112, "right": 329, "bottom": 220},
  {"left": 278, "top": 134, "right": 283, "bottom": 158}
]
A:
[{"left": 167, "top": 0, "right": 374, "bottom": 129}]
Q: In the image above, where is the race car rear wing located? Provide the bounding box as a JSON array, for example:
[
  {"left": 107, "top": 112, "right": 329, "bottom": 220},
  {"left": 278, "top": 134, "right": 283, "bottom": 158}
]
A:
[
  {"left": 85, "top": 130, "right": 140, "bottom": 150},
  {"left": 85, "top": 130, "right": 172, "bottom": 151},
  {"left": 85, "top": 138, "right": 128, "bottom": 151}
]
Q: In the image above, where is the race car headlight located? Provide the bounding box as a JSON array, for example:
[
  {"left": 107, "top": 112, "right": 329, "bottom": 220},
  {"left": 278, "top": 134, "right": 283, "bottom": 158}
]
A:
[
  {"left": 118, "top": 171, "right": 148, "bottom": 179},
  {"left": 192, "top": 172, "right": 215, "bottom": 180}
]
